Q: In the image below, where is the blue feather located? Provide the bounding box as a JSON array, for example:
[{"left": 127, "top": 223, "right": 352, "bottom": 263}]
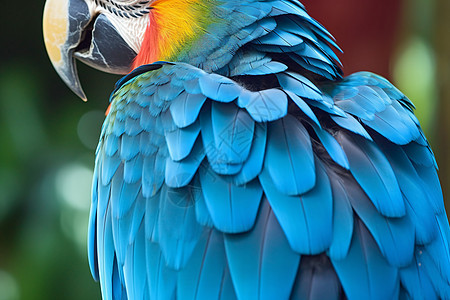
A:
[
  {"left": 193, "top": 178, "right": 213, "bottom": 227},
  {"left": 306, "top": 21, "right": 340, "bottom": 52},
  {"left": 211, "top": 101, "right": 254, "bottom": 164},
  {"left": 259, "top": 157, "right": 332, "bottom": 254},
  {"left": 128, "top": 193, "right": 146, "bottom": 245},
  {"left": 104, "top": 134, "right": 120, "bottom": 156},
  {"left": 111, "top": 256, "right": 126, "bottom": 300},
  {"left": 140, "top": 108, "right": 156, "bottom": 131},
  {"left": 327, "top": 173, "right": 354, "bottom": 260},
  {"left": 305, "top": 97, "right": 347, "bottom": 117},
  {"left": 376, "top": 141, "right": 438, "bottom": 244},
  {"left": 255, "top": 28, "right": 304, "bottom": 47},
  {"left": 235, "top": 3, "right": 269, "bottom": 19},
  {"left": 123, "top": 154, "right": 143, "bottom": 184},
  {"left": 297, "top": 43, "right": 335, "bottom": 66},
  {"left": 138, "top": 84, "right": 156, "bottom": 99},
  {"left": 276, "top": 16, "right": 316, "bottom": 41},
  {"left": 157, "top": 185, "right": 204, "bottom": 269},
  {"left": 363, "top": 104, "right": 419, "bottom": 145},
  {"left": 98, "top": 206, "right": 116, "bottom": 300},
  {"left": 97, "top": 166, "right": 112, "bottom": 222},
  {"left": 336, "top": 132, "right": 405, "bottom": 217},
  {"left": 314, "top": 36, "right": 342, "bottom": 63},
  {"left": 110, "top": 175, "right": 141, "bottom": 272},
  {"left": 170, "top": 92, "right": 207, "bottom": 128},
  {"left": 177, "top": 230, "right": 236, "bottom": 300},
  {"left": 291, "top": 254, "right": 342, "bottom": 300},
  {"left": 199, "top": 165, "right": 262, "bottom": 233},
  {"left": 284, "top": 90, "right": 321, "bottom": 127},
  {"left": 155, "top": 82, "right": 183, "bottom": 101},
  {"left": 89, "top": 170, "right": 99, "bottom": 281},
  {"left": 124, "top": 223, "right": 148, "bottom": 300},
  {"left": 120, "top": 134, "right": 140, "bottom": 160},
  {"left": 344, "top": 175, "right": 415, "bottom": 267},
  {"left": 288, "top": 54, "right": 337, "bottom": 80},
  {"left": 332, "top": 72, "right": 421, "bottom": 145},
  {"left": 242, "top": 61, "right": 288, "bottom": 75},
  {"left": 224, "top": 198, "right": 301, "bottom": 300},
  {"left": 399, "top": 252, "right": 438, "bottom": 300},
  {"left": 333, "top": 86, "right": 389, "bottom": 114},
  {"left": 332, "top": 219, "right": 400, "bottom": 300},
  {"left": 199, "top": 73, "right": 241, "bottom": 102},
  {"left": 159, "top": 111, "right": 177, "bottom": 135},
  {"left": 236, "top": 19, "right": 274, "bottom": 44},
  {"left": 264, "top": 115, "right": 315, "bottom": 195},
  {"left": 334, "top": 97, "right": 375, "bottom": 121},
  {"left": 200, "top": 103, "right": 243, "bottom": 175},
  {"left": 123, "top": 215, "right": 142, "bottom": 299},
  {"left": 218, "top": 50, "right": 270, "bottom": 77},
  {"left": 101, "top": 152, "right": 121, "bottom": 185},
  {"left": 125, "top": 117, "right": 142, "bottom": 136},
  {"left": 218, "top": 269, "right": 238, "bottom": 300},
  {"left": 144, "top": 192, "right": 160, "bottom": 243},
  {"left": 303, "top": 56, "right": 339, "bottom": 76},
  {"left": 233, "top": 122, "right": 267, "bottom": 185},
  {"left": 145, "top": 242, "right": 177, "bottom": 300},
  {"left": 405, "top": 197, "right": 438, "bottom": 245},
  {"left": 171, "top": 63, "right": 202, "bottom": 80},
  {"left": 239, "top": 88, "right": 288, "bottom": 122},
  {"left": 165, "top": 137, "right": 205, "bottom": 188},
  {"left": 141, "top": 150, "right": 165, "bottom": 198},
  {"left": 310, "top": 123, "right": 349, "bottom": 169},
  {"left": 165, "top": 120, "right": 200, "bottom": 161},
  {"left": 139, "top": 132, "right": 158, "bottom": 156},
  {"left": 413, "top": 163, "right": 445, "bottom": 214},
  {"left": 182, "top": 78, "right": 202, "bottom": 94},
  {"left": 276, "top": 72, "right": 322, "bottom": 100},
  {"left": 269, "top": 0, "right": 306, "bottom": 16},
  {"left": 112, "top": 118, "right": 125, "bottom": 137},
  {"left": 421, "top": 215, "right": 450, "bottom": 285},
  {"left": 330, "top": 113, "right": 372, "bottom": 141}
]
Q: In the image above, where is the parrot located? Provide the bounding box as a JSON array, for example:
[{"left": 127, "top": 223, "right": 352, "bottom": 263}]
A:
[{"left": 42, "top": 0, "right": 450, "bottom": 299}]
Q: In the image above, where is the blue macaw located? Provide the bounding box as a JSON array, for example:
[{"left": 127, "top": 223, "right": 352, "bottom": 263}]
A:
[{"left": 43, "top": 0, "right": 450, "bottom": 299}]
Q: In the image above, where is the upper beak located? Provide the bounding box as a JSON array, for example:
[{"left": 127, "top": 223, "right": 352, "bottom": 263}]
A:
[
  {"left": 43, "top": 0, "right": 91, "bottom": 100},
  {"left": 43, "top": 0, "right": 137, "bottom": 100}
]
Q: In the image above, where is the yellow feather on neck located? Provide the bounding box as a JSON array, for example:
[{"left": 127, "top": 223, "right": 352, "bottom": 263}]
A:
[{"left": 150, "top": 0, "right": 216, "bottom": 61}]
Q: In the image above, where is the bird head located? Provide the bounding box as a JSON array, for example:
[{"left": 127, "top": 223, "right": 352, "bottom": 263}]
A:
[
  {"left": 43, "top": 0, "right": 228, "bottom": 100},
  {"left": 43, "top": 0, "right": 340, "bottom": 100}
]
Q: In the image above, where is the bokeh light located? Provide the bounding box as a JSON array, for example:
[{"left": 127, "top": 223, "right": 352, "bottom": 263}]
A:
[
  {"left": 393, "top": 36, "right": 437, "bottom": 136},
  {"left": 0, "top": 270, "right": 20, "bottom": 300}
]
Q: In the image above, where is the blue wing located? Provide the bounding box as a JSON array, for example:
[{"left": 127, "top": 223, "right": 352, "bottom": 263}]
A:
[
  {"left": 89, "top": 60, "right": 450, "bottom": 300},
  {"left": 87, "top": 1, "right": 450, "bottom": 299}
]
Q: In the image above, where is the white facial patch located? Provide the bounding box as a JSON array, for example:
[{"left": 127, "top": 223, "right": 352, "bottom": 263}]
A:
[{"left": 104, "top": 13, "right": 149, "bottom": 54}]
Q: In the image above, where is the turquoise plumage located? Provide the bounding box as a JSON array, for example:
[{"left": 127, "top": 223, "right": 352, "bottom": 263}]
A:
[
  {"left": 43, "top": 0, "right": 450, "bottom": 298},
  {"left": 89, "top": 52, "right": 450, "bottom": 299}
]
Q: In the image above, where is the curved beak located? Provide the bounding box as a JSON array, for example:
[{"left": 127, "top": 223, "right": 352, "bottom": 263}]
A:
[
  {"left": 43, "top": 0, "right": 91, "bottom": 100},
  {"left": 43, "top": 0, "right": 137, "bottom": 100}
]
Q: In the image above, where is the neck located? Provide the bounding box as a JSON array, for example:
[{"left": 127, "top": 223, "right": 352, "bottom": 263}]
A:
[{"left": 133, "top": 0, "right": 217, "bottom": 69}]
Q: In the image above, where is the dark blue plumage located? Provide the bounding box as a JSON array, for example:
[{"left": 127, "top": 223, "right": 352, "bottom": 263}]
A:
[{"left": 85, "top": 1, "right": 450, "bottom": 299}]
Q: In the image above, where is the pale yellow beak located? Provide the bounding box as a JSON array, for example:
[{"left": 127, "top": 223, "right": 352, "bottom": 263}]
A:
[
  {"left": 43, "top": 0, "right": 139, "bottom": 100},
  {"left": 43, "top": 0, "right": 91, "bottom": 100}
]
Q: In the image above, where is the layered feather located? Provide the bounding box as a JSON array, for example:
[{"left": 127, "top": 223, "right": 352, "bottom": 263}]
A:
[{"left": 88, "top": 0, "right": 450, "bottom": 299}]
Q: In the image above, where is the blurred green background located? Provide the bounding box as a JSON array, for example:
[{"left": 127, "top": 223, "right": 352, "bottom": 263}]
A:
[{"left": 0, "top": 0, "right": 449, "bottom": 299}]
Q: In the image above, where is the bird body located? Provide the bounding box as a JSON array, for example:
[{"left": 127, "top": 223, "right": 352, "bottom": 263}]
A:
[{"left": 43, "top": 0, "right": 450, "bottom": 299}]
